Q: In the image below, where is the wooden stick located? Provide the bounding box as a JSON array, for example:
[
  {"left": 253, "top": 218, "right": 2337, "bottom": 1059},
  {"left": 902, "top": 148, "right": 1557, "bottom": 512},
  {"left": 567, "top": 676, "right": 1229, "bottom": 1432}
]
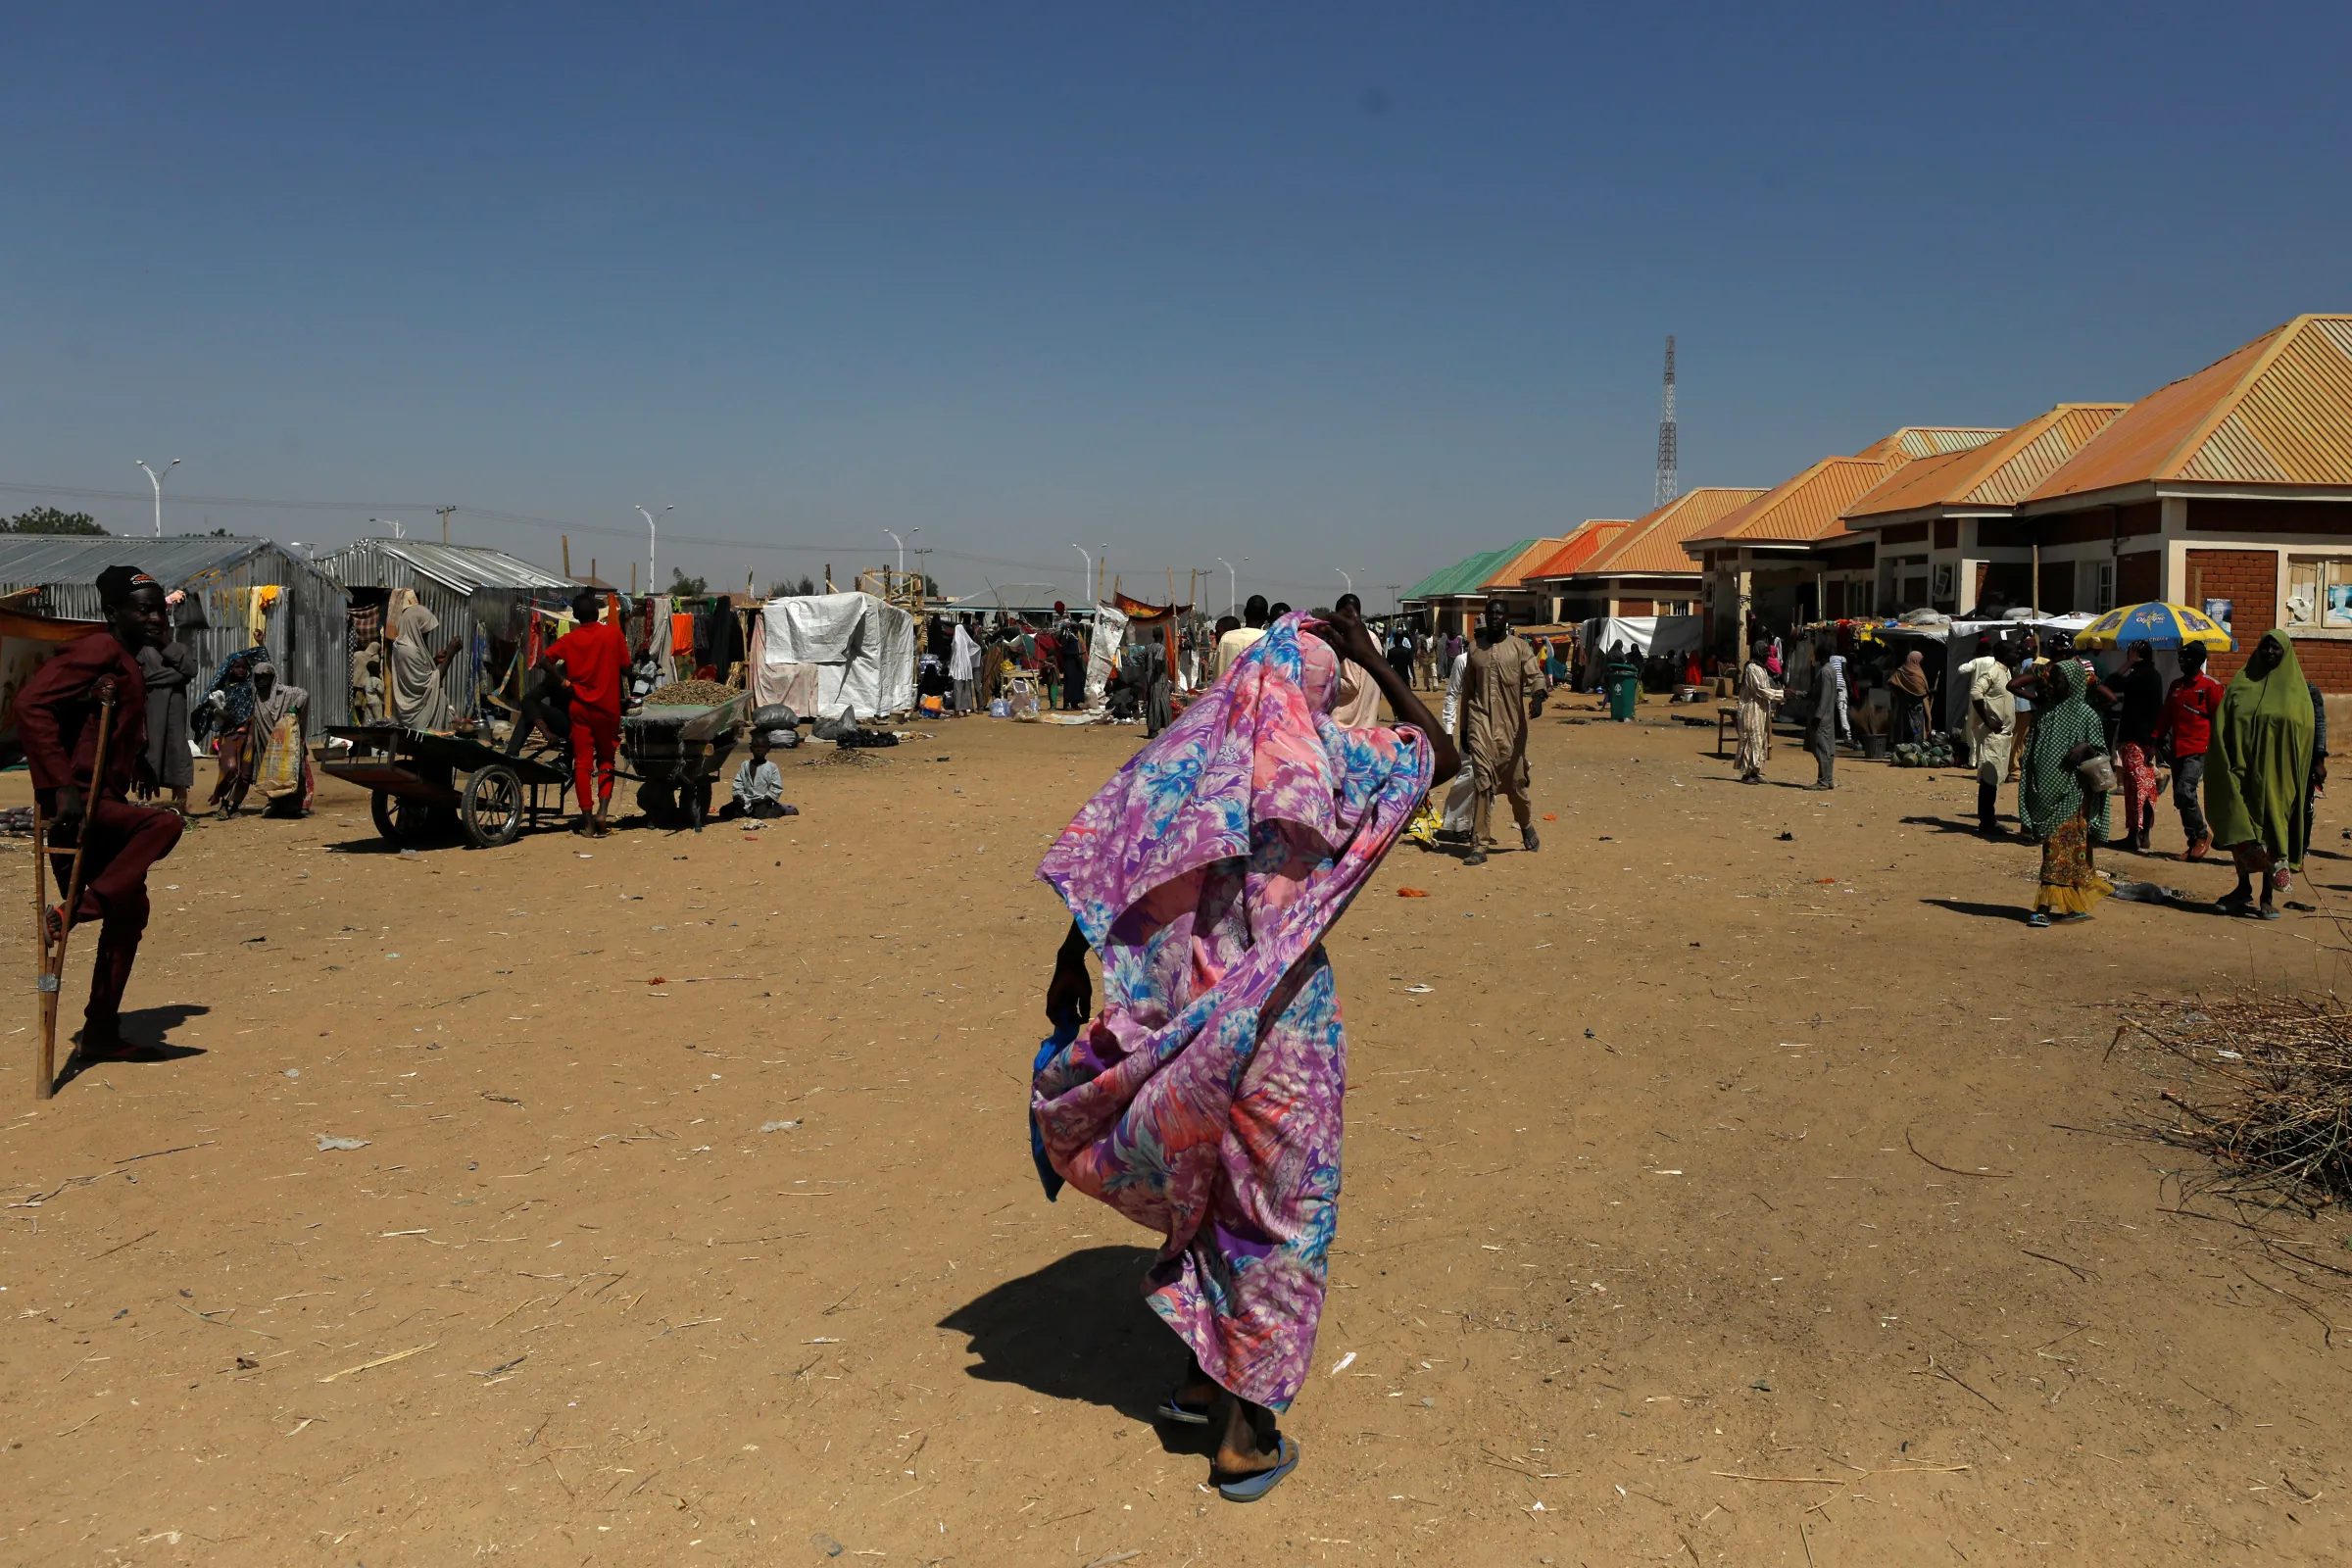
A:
[
  {"left": 30, "top": 785, "right": 54, "bottom": 1101},
  {"left": 32, "top": 685, "right": 115, "bottom": 1100}
]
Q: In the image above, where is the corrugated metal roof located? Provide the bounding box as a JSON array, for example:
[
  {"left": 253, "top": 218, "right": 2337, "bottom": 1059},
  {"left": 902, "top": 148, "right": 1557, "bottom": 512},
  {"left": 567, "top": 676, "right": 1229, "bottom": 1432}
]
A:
[
  {"left": 1844, "top": 404, "right": 2131, "bottom": 523},
  {"left": 2029, "top": 316, "right": 2352, "bottom": 501},
  {"left": 318, "top": 537, "right": 573, "bottom": 594},
  {"left": 1687, "top": 458, "right": 1907, "bottom": 547},
  {"left": 1572, "top": 489, "right": 1766, "bottom": 577},
  {"left": 1522, "top": 520, "right": 1635, "bottom": 581},
  {"left": 1401, "top": 542, "right": 1531, "bottom": 601},
  {"left": 1481, "top": 536, "right": 1571, "bottom": 592},
  {"left": 1850, "top": 426, "right": 2006, "bottom": 463},
  {"left": 0, "top": 533, "right": 276, "bottom": 589}
]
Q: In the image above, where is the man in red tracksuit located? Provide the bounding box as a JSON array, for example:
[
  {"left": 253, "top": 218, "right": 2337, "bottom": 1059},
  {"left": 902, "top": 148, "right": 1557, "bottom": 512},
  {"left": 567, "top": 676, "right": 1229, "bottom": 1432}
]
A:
[
  {"left": 12, "top": 566, "right": 184, "bottom": 1060},
  {"left": 539, "top": 590, "right": 627, "bottom": 836}
]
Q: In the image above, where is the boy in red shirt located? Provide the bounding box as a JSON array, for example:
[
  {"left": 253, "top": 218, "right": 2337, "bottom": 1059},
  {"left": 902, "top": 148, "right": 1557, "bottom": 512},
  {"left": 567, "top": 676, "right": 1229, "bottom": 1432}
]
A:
[
  {"left": 538, "top": 591, "right": 628, "bottom": 836},
  {"left": 2156, "top": 641, "right": 2225, "bottom": 860}
]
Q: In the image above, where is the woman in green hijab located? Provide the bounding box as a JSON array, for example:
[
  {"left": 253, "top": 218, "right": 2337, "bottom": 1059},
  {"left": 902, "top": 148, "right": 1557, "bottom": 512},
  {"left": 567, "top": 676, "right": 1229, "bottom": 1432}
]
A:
[
  {"left": 2206, "top": 630, "right": 2315, "bottom": 919},
  {"left": 2013, "top": 655, "right": 2111, "bottom": 926}
]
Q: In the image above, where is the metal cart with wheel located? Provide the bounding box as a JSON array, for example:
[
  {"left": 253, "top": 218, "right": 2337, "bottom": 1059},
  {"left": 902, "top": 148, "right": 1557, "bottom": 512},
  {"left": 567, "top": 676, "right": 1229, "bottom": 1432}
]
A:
[
  {"left": 324, "top": 725, "right": 576, "bottom": 849},
  {"left": 622, "top": 692, "right": 751, "bottom": 832}
]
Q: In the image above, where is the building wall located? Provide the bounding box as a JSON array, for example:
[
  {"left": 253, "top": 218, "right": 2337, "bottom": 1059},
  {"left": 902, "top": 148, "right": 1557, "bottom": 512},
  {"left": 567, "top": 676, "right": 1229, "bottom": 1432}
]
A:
[{"left": 2184, "top": 549, "right": 2278, "bottom": 683}]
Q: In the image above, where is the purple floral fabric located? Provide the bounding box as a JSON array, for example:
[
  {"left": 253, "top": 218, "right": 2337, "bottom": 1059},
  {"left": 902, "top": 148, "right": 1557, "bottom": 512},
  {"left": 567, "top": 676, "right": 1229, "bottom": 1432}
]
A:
[{"left": 1033, "top": 615, "right": 1434, "bottom": 1409}]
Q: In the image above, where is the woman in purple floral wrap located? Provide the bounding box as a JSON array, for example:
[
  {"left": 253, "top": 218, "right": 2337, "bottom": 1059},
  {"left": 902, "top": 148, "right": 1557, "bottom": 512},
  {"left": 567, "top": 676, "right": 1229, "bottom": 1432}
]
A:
[{"left": 1033, "top": 605, "right": 1457, "bottom": 1500}]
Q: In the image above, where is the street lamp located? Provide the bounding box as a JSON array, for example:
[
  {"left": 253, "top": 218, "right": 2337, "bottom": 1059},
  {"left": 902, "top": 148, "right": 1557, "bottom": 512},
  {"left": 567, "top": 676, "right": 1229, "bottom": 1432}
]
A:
[
  {"left": 1216, "top": 558, "right": 1237, "bottom": 615},
  {"left": 637, "top": 504, "right": 673, "bottom": 594},
  {"left": 134, "top": 458, "right": 180, "bottom": 537},
  {"left": 370, "top": 516, "right": 405, "bottom": 538},
  {"left": 1072, "top": 543, "right": 1092, "bottom": 606},
  {"left": 1335, "top": 567, "right": 1357, "bottom": 595},
  {"left": 885, "top": 529, "right": 906, "bottom": 575}
]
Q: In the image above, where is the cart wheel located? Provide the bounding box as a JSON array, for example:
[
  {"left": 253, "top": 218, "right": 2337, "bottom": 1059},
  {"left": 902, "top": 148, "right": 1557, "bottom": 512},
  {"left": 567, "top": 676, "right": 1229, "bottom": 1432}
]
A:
[
  {"left": 370, "top": 789, "right": 434, "bottom": 845},
  {"left": 462, "top": 764, "right": 525, "bottom": 849}
]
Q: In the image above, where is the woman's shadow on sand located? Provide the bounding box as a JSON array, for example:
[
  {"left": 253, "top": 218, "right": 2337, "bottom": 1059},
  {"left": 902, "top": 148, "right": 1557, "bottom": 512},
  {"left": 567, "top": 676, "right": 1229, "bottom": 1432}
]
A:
[{"left": 938, "top": 1246, "right": 1208, "bottom": 1448}]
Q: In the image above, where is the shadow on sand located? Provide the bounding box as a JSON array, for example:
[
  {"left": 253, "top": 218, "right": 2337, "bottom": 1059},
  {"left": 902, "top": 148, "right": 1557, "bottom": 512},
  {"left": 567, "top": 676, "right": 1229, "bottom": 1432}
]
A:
[
  {"left": 938, "top": 1245, "right": 1201, "bottom": 1441},
  {"left": 55, "top": 1004, "right": 212, "bottom": 1090}
]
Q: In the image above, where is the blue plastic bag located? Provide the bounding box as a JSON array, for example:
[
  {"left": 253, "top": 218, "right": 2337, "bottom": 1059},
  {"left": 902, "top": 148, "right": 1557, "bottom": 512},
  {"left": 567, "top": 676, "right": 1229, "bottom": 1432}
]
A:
[{"left": 1029, "top": 1020, "right": 1077, "bottom": 1200}]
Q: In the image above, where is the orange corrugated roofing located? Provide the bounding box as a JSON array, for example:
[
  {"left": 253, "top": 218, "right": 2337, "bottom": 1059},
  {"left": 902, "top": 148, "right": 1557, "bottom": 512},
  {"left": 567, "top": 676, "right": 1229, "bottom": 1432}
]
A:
[
  {"left": 1687, "top": 457, "right": 1907, "bottom": 546},
  {"left": 1850, "top": 426, "right": 2006, "bottom": 463},
  {"left": 2029, "top": 316, "right": 2352, "bottom": 501},
  {"left": 1522, "top": 520, "right": 1634, "bottom": 580},
  {"left": 1577, "top": 488, "right": 1767, "bottom": 576},
  {"left": 1481, "top": 536, "right": 1572, "bottom": 592},
  {"left": 1844, "top": 404, "right": 2131, "bottom": 522}
]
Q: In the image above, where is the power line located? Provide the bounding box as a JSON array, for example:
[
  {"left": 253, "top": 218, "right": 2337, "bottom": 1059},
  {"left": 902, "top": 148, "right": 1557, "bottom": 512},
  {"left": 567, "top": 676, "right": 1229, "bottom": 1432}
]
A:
[{"left": 0, "top": 476, "right": 1346, "bottom": 594}]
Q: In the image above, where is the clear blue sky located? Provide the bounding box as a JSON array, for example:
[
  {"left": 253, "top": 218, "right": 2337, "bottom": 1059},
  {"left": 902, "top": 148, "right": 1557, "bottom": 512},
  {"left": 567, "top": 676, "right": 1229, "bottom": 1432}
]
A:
[{"left": 4, "top": 1, "right": 2346, "bottom": 606}]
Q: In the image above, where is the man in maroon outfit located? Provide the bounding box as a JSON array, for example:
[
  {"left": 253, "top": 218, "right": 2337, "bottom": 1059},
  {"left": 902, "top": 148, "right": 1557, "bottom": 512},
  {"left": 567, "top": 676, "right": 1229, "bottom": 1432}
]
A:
[{"left": 13, "top": 567, "right": 184, "bottom": 1060}]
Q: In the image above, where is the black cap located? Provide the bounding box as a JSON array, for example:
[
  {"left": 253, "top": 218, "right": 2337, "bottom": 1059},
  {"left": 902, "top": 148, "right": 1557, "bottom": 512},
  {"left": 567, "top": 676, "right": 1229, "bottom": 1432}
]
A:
[{"left": 96, "top": 565, "right": 161, "bottom": 606}]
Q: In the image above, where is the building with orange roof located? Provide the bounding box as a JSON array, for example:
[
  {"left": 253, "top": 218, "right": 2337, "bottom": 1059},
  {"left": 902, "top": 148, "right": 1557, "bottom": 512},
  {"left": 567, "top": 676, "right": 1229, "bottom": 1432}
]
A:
[
  {"left": 1680, "top": 427, "right": 2003, "bottom": 654},
  {"left": 1838, "top": 403, "right": 2131, "bottom": 617},
  {"left": 1474, "top": 535, "right": 1574, "bottom": 625},
  {"left": 1528, "top": 491, "right": 1759, "bottom": 621},
  {"left": 2014, "top": 314, "right": 2352, "bottom": 684}
]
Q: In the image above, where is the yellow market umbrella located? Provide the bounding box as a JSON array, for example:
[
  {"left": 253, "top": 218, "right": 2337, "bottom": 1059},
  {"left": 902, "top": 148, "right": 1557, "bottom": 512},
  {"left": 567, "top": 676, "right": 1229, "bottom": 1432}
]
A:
[{"left": 2072, "top": 601, "right": 2235, "bottom": 652}]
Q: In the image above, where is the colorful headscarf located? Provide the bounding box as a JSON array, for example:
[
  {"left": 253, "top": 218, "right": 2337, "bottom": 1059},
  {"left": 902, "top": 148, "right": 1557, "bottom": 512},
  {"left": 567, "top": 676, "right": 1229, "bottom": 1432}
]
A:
[
  {"left": 193, "top": 645, "right": 271, "bottom": 741},
  {"left": 2205, "top": 630, "right": 2315, "bottom": 865}
]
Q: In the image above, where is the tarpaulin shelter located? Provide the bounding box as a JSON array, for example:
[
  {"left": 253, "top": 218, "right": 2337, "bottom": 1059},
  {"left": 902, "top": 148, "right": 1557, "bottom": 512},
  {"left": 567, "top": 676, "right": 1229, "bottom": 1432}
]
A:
[
  {"left": 0, "top": 602, "right": 105, "bottom": 761},
  {"left": 0, "top": 534, "right": 351, "bottom": 735},
  {"left": 753, "top": 592, "right": 916, "bottom": 720}
]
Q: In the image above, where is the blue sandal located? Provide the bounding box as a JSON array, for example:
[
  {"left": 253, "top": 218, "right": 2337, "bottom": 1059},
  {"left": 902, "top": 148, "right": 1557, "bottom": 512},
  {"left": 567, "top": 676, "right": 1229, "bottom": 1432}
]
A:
[
  {"left": 1153, "top": 1389, "right": 1215, "bottom": 1426},
  {"left": 1216, "top": 1435, "right": 1300, "bottom": 1502}
]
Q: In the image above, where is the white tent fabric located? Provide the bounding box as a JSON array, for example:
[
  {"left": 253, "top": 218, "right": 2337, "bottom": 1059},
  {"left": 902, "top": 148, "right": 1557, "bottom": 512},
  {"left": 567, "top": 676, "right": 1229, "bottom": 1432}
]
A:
[
  {"left": 1085, "top": 604, "right": 1130, "bottom": 708},
  {"left": 1578, "top": 614, "right": 1701, "bottom": 687},
  {"left": 754, "top": 592, "right": 916, "bottom": 719}
]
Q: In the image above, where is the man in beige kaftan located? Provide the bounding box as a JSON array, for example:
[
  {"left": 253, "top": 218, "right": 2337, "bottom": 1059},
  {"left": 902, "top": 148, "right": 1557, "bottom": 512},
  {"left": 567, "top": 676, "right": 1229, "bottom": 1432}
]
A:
[{"left": 1455, "top": 599, "right": 1546, "bottom": 866}]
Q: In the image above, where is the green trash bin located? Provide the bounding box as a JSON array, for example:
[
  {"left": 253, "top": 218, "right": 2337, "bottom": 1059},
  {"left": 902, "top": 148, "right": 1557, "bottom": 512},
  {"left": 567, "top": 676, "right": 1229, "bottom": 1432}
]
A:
[{"left": 1606, "top": 663, "right": 1641, "bottom": 721}]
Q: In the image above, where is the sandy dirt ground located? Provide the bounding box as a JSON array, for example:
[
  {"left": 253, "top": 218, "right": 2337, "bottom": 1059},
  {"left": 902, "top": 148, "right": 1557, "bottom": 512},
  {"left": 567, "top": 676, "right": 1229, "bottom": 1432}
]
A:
[{"left": 4, "top": 692, "right": 2352, "bottom": 1567}]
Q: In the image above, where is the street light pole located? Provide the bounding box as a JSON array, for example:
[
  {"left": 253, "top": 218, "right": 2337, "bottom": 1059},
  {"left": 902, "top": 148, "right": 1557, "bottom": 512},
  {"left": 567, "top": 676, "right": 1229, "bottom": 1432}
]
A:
[
  {"left": 885, "top": 529, "right": 906, "bottom": 576},
  {"left": 637, "top": 504, "right": 672, "bottom": 595},
  {"left": 1216, "top": 558, "right": 1236, "bottom": 615},
  {"left": 1335, "top": 567, "right": 1356, "bottom": 596},
  {"left": 134, "top": 458, "right": 179, "bottom": 537},
  {"left": 1072, "top": 544, "right": 1092, "bottom": 607}
]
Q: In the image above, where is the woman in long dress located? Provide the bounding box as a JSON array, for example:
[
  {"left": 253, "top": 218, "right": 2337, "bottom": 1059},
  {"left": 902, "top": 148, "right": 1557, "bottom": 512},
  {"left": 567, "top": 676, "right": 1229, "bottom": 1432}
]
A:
[
  {"left": 1735, "top": 653, "right": 1783, "bottom": 783},
  {"left": 2206, "top": 630, "right": 2315, "bottom": 919},
  {"left": 2015, "top": 657, "right": 2110, "bottom": 926},
  {"left": 388, "top": 589, "right": 456, "bottom": 732},
  {"left": 243, "top": 662, "right": 314, "bottom": 816},
  {"left": 194, "top": 644, "right": 270, "bottom": 815},
  {"left": 136, "top": 621, "right": 199, "bottom": 816},
  {"left": 1032, "top": 608, "right": 1455, "bottom": 1501}
]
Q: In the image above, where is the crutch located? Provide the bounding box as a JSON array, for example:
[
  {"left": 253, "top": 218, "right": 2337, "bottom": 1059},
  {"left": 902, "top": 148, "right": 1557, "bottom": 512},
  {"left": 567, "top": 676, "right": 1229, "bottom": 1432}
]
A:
[{"left": 31, "top": 682, "right": 116, "bottom": 1101}]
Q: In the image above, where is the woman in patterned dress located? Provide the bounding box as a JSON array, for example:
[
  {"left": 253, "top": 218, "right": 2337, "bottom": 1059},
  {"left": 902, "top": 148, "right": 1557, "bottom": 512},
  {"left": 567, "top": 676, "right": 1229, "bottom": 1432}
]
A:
[{"left": 1032, "top": 605, "right": 1455, "bottom": 1500}]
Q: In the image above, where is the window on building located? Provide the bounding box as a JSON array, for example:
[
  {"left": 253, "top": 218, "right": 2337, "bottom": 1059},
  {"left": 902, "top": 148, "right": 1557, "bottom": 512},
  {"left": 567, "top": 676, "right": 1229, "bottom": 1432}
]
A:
[
  {"left": 2085, "top": 558, "right": 2116, "bottom": 613},
  {"left": 1846, "top": 579, "right": 1873, "bottom": 616},
  {"left": 2285, "top": 556, "right": 2352, "bottom": 628}
]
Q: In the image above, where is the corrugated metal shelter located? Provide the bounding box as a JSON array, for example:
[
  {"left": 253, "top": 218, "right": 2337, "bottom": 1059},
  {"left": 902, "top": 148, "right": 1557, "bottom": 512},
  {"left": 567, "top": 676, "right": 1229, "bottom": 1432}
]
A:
[
  {"left": 315, "top": 539, "right": 577, "bottom": 725},
  {"left": 0, "top": 535, "right": 350, "bottom": 734}
]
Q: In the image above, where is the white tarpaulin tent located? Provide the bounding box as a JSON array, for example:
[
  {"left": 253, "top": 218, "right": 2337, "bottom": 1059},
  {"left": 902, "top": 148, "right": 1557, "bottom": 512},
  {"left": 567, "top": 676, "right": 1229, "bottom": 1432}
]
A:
[
  {"left": 1579, "top": 614, "right": 1701, "bottom": 687},
  {"left": 1085, "top": 603, "right": 1130, "bottom": 708},
  {"left": 753, "top": 592, "right": 916, "bottom": 720}
]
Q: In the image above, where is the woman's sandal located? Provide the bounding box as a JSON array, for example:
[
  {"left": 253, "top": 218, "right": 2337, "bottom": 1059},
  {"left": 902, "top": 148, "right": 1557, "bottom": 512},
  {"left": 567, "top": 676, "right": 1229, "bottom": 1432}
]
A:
[
  {"left": 1215, "top": 1434, "right": 1300, "bottom": 1502},
  {"left": 2027, "top": 911, "right": 2051, "bottom": 928},
  {"left": 1153, "top": 1389, "right": 1215, "bottom": 1426}
]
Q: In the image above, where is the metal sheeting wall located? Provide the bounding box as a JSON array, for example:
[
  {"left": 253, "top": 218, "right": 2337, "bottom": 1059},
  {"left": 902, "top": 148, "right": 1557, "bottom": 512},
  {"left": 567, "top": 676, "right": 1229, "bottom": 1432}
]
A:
[
  {"left": 318, "top": 540, "right": 573, "bottom": 725},
  {"left": 2, "top": 540, "right": 350, "bottom": 737}
]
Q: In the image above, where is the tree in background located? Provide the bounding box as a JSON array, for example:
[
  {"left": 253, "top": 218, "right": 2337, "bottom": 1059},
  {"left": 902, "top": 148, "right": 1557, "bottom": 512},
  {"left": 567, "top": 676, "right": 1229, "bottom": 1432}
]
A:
[
  {"left": 2, "top": 507, "right": 107, "bottom": 535},
  {"left": 763, "top": 574, "right": 820, "bottom": 597},
  {"left": 665, "top": 567, "right": 710, "bottom": 597}
]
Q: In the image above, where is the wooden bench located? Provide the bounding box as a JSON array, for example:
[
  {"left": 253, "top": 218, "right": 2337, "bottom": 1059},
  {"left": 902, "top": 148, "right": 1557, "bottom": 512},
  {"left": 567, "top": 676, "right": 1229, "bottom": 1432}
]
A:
[{"left": 1717, "top": 704, "right": 1769, "bottom": 760}]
